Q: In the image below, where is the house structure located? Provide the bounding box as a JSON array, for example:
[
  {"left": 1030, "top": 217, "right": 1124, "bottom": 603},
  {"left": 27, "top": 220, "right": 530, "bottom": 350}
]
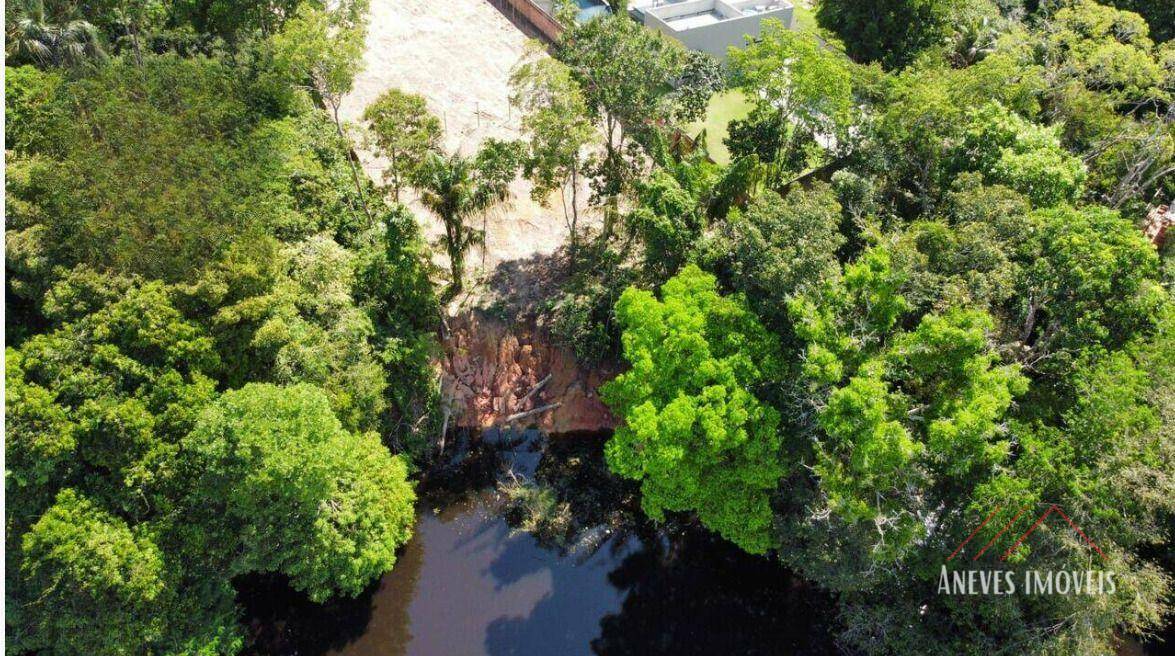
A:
[
  {"left": 629, "top": 0, "right": 795, "bottom": 59},
  {"left": 505, "top": 0, "right": 795, "bottom": 58}
]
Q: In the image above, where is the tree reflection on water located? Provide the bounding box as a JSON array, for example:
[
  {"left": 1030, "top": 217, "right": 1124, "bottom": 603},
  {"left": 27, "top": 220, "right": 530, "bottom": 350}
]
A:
[{"left": 238, "top": 430, "right": 838, "bottom": 656}]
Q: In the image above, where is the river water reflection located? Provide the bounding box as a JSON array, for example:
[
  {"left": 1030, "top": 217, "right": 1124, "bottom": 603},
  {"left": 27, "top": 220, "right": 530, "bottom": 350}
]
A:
[{"left": 240, "top": 430, "right": 838, "bottom": 656}]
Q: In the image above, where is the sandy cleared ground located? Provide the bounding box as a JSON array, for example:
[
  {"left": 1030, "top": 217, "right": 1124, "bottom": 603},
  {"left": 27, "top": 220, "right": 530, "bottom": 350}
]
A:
[{"left": 340, "top": 0, "right": 596, "bottom": 279}]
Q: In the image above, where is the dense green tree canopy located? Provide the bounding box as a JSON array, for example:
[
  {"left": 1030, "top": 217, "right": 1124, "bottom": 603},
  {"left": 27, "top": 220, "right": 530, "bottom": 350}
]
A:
[
  {"left": 816, "top": 0, "right": 991, "bottom": 68},
  {"left": 601, "top": 265, "right": 786, "bottom": 554},
  {"left": 1019, "top": 204, "right": 1164, "bottom": 366},
  {"left": 6, "top": 0, "right": 1175, "bottom": 654},
  {"left": 17, "top": 490, "right": 171, "bottom": 655},
  {"left": 181, "top": 383, "right": 416, "bottom": 601},
  {"left": 6, "top": 282, "right": 234, "bottom": 655},
  {"left": 587, "top": 4, "right": 1173, "bottom": 649},
  {"left": 5, "top": 3, "right": 437, "bottom": 651},
  {"left": 1107, "top": 0, "right": 1175, "bottom": 41},
  {"left": 791, "top": 271, "right": 1028, "bottom": 562},
  {"left": 955, "top": 102, "right": 1087, "bottom": 207},
  {"left": 704, "top": 184, "right": 846, "bottom": 333}
]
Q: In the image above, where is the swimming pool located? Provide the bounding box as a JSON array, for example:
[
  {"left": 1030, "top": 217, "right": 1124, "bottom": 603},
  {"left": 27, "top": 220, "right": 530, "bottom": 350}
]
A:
[{"left": 575, "top": 0, "right": 611, "bottom": 22}]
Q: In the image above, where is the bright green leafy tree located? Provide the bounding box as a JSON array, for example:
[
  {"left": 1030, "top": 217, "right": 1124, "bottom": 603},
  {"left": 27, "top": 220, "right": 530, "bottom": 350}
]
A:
[
  {"left": 16, "top": 490, "right": 171, "bottom": 655},
  {"left": 601, "top": 265, "right": 785, "bottom": 554},
  {"left": 5, "top": 282, "right": 236, "bottom": 655},
  {"left": 181, "top": 382, "right": 416, "bottom": 601},
  {"left": 955, "top": 101, "right": 1087, "bottom": 207},
  {"left": 728, "top": 21, "right": 854, "bottom": 183}
]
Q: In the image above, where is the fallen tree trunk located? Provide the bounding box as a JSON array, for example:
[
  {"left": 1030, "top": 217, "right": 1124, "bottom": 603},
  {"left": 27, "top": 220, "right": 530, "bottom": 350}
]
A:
[
  {"left": 503, "top": 402, "right": 562, "bottom": 425},
  {"left": 518, "top": 373, "right": 553, "bottom": 407}
]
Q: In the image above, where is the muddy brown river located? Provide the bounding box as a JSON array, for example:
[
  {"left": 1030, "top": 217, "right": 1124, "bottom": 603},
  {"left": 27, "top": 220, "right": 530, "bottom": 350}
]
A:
[{"left": 239, "top": 430, "right": 838, "bottom": 655}]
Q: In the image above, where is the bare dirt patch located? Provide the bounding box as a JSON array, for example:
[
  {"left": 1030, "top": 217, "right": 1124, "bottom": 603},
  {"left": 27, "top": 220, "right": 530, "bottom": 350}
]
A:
[{"left": 340, "top": 0, "right": 598, "bottom": 283}]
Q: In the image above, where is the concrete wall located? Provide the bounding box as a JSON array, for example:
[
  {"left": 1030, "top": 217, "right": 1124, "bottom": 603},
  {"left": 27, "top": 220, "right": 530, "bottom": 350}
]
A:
[
  {"left": 642, "top": 0, "right": 794, "bottom": 60},
  {"left": 504, "top": 0, "right": 565, "bottom": 41}
]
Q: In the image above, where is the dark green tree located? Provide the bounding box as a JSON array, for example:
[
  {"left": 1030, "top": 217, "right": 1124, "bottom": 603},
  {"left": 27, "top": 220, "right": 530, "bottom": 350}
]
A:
[
  {"left": 816, "top": 0, "right": 992, "bottom": 68},
  {"left": 704, "top": 183, "right": 845, "bottom": 333}
]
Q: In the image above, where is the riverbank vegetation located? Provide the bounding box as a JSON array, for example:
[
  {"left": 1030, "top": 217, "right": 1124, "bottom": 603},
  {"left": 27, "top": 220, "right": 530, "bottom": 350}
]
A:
[
  {"left": 6, "top": 1, "right": 437, "bottom": 653},
  {"left": 5, "top": 0, "right": 1174, "bottom": 654},
  {"left": 546, "top": 1, "right": 1173, "bottom": 654}
]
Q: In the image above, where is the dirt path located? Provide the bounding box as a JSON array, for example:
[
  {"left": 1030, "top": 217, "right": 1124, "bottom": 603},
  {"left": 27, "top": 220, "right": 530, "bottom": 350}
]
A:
[{"left": 340, "top": 0, "right": 597, "bottom": 279}]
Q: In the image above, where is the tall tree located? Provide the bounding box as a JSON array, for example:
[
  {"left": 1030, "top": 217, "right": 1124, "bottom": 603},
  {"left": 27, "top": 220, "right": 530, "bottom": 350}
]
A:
[
  {"left": 5, "top": 282, "right": 237, "bottom": 655},
  {"left": 472, "top": 137, "right": 525, "bottom": 269},
  {"left": 193, "top": 234, "right": 391, "bottom": 432},
  {"left": 1016, "top": 204, "right": 1164, "bottom": 368},
  {"left": 271, "top": 3, "right": 372, "bottom": 222},
  {"left": 510, "top": 47, "right": 596, "bottom": 269},
  {"left": 556, "top": 14, "right": 689, "bottom": 234},
  {"left": 1106, "top": 0, "right": 1175, "bottom": 42},
  {"left": 728, "top": 21, "right": 854, "bottom": 184},
  {"left": 363, "top": 88, "right": 442, "bottom": 202},
  {"left": 704, "top": 183, "right": 846, "bottom": 333},
  {"left": 954, "top": 101, "right": 1087, "bottom": 207},
  {"left": 16, "top": 490, "right": 172, "bottom": 656},
  {"left": 412, "top": 145, "right": 518, "bottom": 294}
]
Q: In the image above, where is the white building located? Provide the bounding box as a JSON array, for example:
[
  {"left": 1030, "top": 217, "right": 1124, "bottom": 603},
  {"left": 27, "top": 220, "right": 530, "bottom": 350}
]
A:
[{"left": 630, "top": 0, "right": 796, "bottom": 59}]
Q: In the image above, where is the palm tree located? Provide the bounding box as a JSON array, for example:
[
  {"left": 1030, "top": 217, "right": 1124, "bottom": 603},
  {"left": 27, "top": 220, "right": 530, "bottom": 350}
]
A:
[
  {"left": 412, "top": 152, "right": 488, "bottom": 295},
  {"left": 412, "top": 144, "right": 519, "bottom": 295},
  {"left": 6, "top": 0, "right": 105, "bottom": 67},
  {"left": 947, "top": 14, "right": 1002, "bottom": 68}
]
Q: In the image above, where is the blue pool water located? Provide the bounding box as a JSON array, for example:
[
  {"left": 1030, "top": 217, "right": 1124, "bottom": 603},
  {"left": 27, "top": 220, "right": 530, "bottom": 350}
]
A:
[{"left": 576, "top": 0, "right": 611, "bottom": 22}]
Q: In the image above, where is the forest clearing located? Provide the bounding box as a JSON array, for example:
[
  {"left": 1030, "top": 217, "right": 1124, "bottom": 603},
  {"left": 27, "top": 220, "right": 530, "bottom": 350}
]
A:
[{"left": 340, "top": 0, "right": 598, "bottom": 275}]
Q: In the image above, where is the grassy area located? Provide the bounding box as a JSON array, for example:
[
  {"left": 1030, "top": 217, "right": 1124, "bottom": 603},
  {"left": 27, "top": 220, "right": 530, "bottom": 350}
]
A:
[
  {"left": 792, "top": 3, "right": 818, "bottom": 33},
  {"left": 687, "top": 4, "right": 834, "bottom": 166},
  {"left": 685, "top": 89, "right": 754, "bottom": 165}
]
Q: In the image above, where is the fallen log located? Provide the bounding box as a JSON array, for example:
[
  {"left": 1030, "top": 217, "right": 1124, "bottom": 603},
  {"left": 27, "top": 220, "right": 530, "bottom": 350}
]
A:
[
  {"left": 503, "top": 402, "right": 562, "bottom": 425},
  {"left": 518, "top": 373, "right": 553, "bottom": 406}
]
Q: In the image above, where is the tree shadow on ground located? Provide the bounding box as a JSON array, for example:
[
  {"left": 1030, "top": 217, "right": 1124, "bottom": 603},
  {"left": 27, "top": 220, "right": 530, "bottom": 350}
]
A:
[{"left": 479, "top": 248, "right": 571, "bottom": 322}]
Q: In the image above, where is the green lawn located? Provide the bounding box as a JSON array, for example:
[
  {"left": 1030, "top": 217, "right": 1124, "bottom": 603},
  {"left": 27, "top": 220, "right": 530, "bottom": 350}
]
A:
[
  {"left": 687, "top": 5, "right": 827, "bottom": 165},
  {"left": 685, "top": 89, "right": 754, "bottom": 165},
  {"left": 792, "top": 3, "right": 818, "bottom": 33}
]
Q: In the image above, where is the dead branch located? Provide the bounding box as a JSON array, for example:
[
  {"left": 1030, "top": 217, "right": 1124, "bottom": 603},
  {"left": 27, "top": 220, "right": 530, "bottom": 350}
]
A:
[
  {"left": 518, "top": 373, "right": 553, "bottom": 406},
  {"left": 503, "top": 402, "right": 562, "bottom": 424}
]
